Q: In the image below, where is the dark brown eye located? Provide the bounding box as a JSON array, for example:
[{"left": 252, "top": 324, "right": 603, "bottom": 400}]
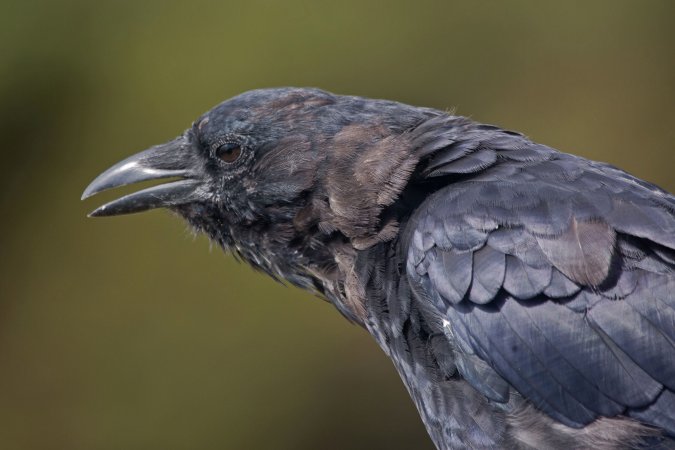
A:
[{"left": 216, "top": 142, "right": 242, "bottom": 163}]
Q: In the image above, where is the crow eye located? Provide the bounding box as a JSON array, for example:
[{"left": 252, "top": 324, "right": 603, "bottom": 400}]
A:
[{"left": 215, "top": 142, "right": 242, "bottom": 163}]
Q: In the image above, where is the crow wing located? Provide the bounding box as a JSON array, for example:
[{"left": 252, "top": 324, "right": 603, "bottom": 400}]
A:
[{"left": 405, "top": 122, "right": 675, "bottom": 434}]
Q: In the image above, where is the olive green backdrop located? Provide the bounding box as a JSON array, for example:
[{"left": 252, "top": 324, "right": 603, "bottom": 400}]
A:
[{"left": 1, "top": 1, "right": 673, "bottom": 449}]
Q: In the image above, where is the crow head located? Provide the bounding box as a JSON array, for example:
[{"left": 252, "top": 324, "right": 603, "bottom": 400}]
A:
[{"left": 83, "top": 87, "right": 439, "bottom": 319}]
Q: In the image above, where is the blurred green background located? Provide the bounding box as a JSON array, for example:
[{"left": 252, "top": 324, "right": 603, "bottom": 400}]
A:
[{"left": 1, "top": 1, "right": 673, "bottom": 449}]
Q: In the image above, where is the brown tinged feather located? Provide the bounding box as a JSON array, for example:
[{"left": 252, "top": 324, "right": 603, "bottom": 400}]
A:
[{"left": 536, "top": 218, "right": 616, "bottom": 287}]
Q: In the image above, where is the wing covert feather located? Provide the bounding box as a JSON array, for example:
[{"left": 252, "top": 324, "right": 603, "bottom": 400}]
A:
[{"left": 405, "top": 135, "right": 675, "bottom": 433}]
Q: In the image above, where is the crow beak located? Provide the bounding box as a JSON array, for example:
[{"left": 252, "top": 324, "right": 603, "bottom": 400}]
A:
[{"left": 82, "top": 136, "right": 202, "bottom": 217}]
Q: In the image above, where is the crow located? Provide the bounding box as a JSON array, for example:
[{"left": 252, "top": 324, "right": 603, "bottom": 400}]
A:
[{"left": 82, "top": 88, "right": 675, "bottom": 449}]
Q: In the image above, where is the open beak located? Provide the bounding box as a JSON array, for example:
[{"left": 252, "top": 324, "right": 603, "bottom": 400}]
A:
[{"left": 82, "top": 136, "right": 202, "bottom": 217}]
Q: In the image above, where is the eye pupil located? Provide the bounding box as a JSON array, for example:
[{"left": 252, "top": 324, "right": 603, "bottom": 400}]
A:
[{"left": 216, "top": 142, "right": 242, "bottom": 163}]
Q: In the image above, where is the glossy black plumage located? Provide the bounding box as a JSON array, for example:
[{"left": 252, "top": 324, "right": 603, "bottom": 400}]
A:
[{"left": 83, "top": 88, "right": 675, "bottom": 449}]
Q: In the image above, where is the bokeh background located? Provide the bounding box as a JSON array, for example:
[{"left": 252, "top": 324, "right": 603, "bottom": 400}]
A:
[{"left": 1, "top": 1, "right": 673, "bottom": 449}]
